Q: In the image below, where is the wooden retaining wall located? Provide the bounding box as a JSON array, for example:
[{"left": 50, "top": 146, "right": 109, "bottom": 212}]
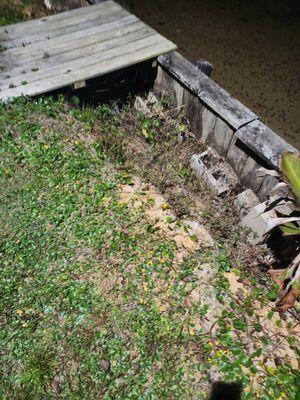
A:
[{"left": 154, "top": 51, "right": 298, "bottom": 200}]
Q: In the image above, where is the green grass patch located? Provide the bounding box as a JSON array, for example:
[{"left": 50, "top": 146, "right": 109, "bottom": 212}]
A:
[{"left": 0, "top": 96, "right": 298, "bottom": 399}]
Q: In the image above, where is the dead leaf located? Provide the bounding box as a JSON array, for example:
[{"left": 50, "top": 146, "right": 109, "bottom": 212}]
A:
[{"left": 276, "top": 289, "right": 298, "bottom": 313}]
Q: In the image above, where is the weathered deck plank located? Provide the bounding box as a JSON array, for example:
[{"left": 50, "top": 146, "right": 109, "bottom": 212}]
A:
[
  {"left": 1, "top": 15, "right": 138, "bottom": 61},
  {"left": 0, "top": 1, "right": 118, "bottom": 40},
  {"left": 1, "top": 7, "right": 126, "bottom": 48},
  {"left": 1, "top": 38, "right": 175, "bottom": 101},
  {"left": 1, "top": 21, "right": 147, "bottom": 73},
  {"left": 0, "top": 1, "right": 176, "bottom": 100}
]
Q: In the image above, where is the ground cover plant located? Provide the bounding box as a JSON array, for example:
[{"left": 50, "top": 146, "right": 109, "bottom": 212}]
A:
[{"left": 0, "top": 96, "right": 299, "bottom": 399}]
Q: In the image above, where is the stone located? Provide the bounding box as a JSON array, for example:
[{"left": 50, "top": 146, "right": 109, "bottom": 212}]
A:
[
  {"left": 134, "top": 96, "right": 149, "bottom": 114},
  {"left": 146, "top": 92, "right": 163, "bottom": 113},
  {"left": 191, "top": 147, "right": 239, "bottom": 196},
  {"left": 234, "top": 189, "right": 260, "bottom": 218},
  {"left": 241, "top": 201, "right": 277, "bottom": 243},
  {"left": 270, "top": 182, "right": 290, "bottom": 198},
  {"left": 183, "top": 219, "right": 214, "bottom": 247},
  {"left": 100, "top": 359, "right": 111, "bottom": 373}
]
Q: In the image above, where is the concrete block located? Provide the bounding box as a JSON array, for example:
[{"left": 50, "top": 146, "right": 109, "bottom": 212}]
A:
[
  {"left": 256, "top": 174, "right": 280, "bottom": 200},
  {"left": 241, "top": 202, "right": 277, "bottom": 242},
  {"left": 234, "top": 189, "right": 260, "bottom": 218},
  {"left": 191, "top": 147, "right": 239, "bottom": 196}
]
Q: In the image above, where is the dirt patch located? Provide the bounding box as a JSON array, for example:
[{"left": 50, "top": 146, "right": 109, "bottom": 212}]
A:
[
  {"left": 97, "top": 98, "right": 273, "bottom": 280},
  {"left": 118, "top": 176, "right": 214, "bottom": 252}
]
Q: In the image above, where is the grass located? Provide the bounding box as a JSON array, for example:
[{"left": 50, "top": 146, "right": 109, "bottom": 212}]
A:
[
  {"left": 0, "top": 96, "right": 299, "bottom": 399},
  {"left": 0, "top": 0, "right": 49, "bottom": 27}
]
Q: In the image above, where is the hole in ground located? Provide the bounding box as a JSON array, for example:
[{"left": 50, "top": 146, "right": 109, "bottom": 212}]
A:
[{"left": 209, "top": 381, "right": 242, "bottom": 400}]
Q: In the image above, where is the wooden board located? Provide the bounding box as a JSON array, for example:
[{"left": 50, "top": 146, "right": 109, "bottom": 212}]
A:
[
  {"left": 157, "top": 51, "right": 257, "bottom": 130},
  {"left": 0, "top": 0, "right": 176, "bottom": 101},
  {"left": 236, "top": 119, "right": 297, "bottom": 170}
]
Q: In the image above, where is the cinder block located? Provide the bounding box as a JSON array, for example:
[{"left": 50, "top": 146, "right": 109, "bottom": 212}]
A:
[{"left": 234, "top": 189, "right": 260, "bottom": 218}]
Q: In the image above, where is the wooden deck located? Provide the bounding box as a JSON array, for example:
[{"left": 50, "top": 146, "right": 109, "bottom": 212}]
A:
[{"left": 0, "top": 1, "right": 176, "bottom": 101}]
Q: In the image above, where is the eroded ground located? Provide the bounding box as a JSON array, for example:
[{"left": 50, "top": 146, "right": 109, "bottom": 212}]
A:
[{"left": 0, "top": 97, "right": 299, "bottom": 399}]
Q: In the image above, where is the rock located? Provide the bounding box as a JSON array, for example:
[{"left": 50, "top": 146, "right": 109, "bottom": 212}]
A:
[
  {"left": 100, "top": 359, "right": 111, "bottom": 373},
  {"left": 270, "top": 182, "right": 290, "bottom": 198},
  {"left": 147, "top": 92, "right": 163, "bottom": 113},
  {"left": 134, "top": 96, "right": 149, "bottom": 114},
  {"left": 191, "top": 147, "right": 239, "bottom": 196},
  {"left": 234, "top": 189, "right": 260, "bottom": 218},
  {"left": 183, "top": 219, "right": 214, "bottom": 247},
  {"left": 273, "top": 200, "right": 296, "bottom": 216},
  {"left": 241, "top": 201, "right": 277, "bottom": 242},
  {"left": 134, "top": 92, "right": 162, "bottom": 114}
]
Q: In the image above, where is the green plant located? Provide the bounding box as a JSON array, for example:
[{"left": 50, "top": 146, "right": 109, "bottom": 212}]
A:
[
  {"left": 0, "top": 97, "right": 298, "bottom": 399},
  {"left": 268, "top": 152, "right": 300, "bottom": 312}
]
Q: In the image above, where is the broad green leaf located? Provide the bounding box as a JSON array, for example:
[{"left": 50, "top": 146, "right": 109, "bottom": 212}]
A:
[
  {"left": 280, "top": 221, "right": 300, "bottom": 236},
  {"left": 280, "top": 152, "right": 300, "bottom": 204}
]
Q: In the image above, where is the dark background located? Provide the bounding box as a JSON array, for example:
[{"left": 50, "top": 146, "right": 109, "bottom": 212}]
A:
[{"left": 122, "top": 0, "right": 300, "bottom": 148}]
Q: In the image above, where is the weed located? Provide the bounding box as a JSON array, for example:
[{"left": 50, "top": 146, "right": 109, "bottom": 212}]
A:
[{"left": 0, "top": 96, "right": 298, "bottom": 399}]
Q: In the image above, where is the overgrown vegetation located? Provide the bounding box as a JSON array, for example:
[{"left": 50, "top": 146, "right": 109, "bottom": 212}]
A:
[
  {"left": 0, "top": 96, "right": 299, "bottom": 399},
  {"left": 268, "top": 152, "right": 300, "bottom": 312},
  {"left": 0, "top": 0, "right": 45, "bottom": 26}
]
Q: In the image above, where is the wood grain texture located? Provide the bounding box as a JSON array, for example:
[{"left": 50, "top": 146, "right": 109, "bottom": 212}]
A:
[
  {"left": 1, "top": 24, "right": 152, "bottom": 78},
  {"left": 0, "top": 1, "right": 176, "bottom": 101},
  {"left": 158, "top": 51, "right": 257, "bottom": 130},
  {"left": 1, "top": 7, "right": 127, "bottom": 48},
  {"left": 1, "top": 39, "right": 175, "bottom": 101},
  {"left": 236, "top": 120, "right": 297, "bottom": 170},
  {"left": 210, "top": 117, "right": 234, "bottom": 157},
  {"left": 1, "top": 15, "right": 138, "bottom": 61},
  {"left": 0, "top": 1, "right": 118, "bottom": 39}
]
